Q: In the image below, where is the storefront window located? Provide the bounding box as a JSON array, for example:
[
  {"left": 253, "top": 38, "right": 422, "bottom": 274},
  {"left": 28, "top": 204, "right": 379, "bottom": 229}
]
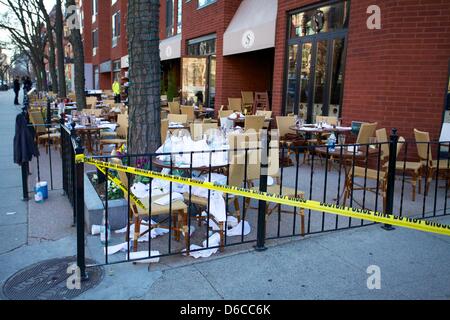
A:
[
  {"left": 198, "top": 0, "right": 216, "bottom": 9},
  {"left": 182, "top": 57, "right": 207, "bottom": 105},
  {"left": 177, "top": 0, "right": 182, "bottom": 34},
  {"left": 166, "top": 0, "right": 174, "bottom": 37},
  {"left": 112, "top": 60, "right": 121, "bottom": 82},
  {"left": 289, "top": 1, "right": 349, "bottom": 38},
  {"left": 187, "top": 35, "right": 216, "bottom": 56}
]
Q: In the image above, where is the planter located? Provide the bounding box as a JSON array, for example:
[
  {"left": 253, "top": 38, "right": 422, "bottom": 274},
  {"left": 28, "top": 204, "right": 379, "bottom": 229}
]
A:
[{"left": 84, "top": 171, "right": 128, "bottom": 232}]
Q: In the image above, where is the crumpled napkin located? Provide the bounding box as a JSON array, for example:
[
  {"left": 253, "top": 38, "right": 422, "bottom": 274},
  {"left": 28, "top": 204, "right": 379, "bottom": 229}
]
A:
[{"left": 154, "top": 192, "right": 184, "bottom": 205}]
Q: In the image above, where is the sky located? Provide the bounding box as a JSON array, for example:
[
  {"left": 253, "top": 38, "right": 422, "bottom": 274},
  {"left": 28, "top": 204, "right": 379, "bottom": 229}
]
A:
[{"left": 0, "top": 0, "right": 56, "bottom": 60}]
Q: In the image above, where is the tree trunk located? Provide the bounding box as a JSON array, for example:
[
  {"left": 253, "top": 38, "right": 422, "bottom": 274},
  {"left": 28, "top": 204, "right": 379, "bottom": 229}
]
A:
[
  {"left": 47, "top": 31, "right": 59, "bottom": 95},
  {"left": 39, "top": 57, "right": 48, "bottom": 92},
  {"left": 127, "top": 0, "right": 161, "bottom": 154},
  {"left": 32, "top": 63, "right": 42, "bottom": 92},
  {"left": 66, "top": 0, "right": 85, "bottom": 110},
  {"left": 55, "top": 0, "right": 67, "bottom": 97}
]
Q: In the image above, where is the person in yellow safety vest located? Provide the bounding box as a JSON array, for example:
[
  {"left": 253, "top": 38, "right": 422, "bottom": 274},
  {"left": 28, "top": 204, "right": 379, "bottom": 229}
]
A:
[{"left": 112, "top": 80, "right": 121, "bottom": 103}]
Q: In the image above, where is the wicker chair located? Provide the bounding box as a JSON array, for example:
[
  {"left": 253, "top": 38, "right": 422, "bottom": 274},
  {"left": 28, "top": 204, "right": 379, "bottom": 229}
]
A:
[
  {"left": 99, "top": 114, "right": 128, "bottom": 154},
  {"left": 414, "top": 129, "right": 450, "bottom": 196},
  {"left": 228, "top": 98, "right": 243, "bottom": 113}
]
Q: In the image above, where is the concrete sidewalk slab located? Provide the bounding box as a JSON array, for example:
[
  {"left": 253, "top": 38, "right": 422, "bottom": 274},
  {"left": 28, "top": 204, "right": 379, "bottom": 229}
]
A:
[{"left": 0, "top": 224, "right": 27, "bottom": 255}]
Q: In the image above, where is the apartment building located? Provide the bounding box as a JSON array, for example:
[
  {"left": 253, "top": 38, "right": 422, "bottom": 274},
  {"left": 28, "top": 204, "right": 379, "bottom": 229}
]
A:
[{"left": 80, "top": 0, "right": 450, "bottom": 140}]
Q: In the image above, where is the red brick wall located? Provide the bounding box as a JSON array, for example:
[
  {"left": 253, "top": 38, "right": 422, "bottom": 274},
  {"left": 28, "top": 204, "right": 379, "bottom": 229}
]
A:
[
  {"left": 273, "top": 0, "right": 450, "bottom": 141},
  {"left": 221, "top": 49, "right": 274, "bottom": 106},
  {"left": 81, "top": 0, "right": 92, "bottom": 62},
  {"left": 343, "top": 0, "right": 450, "bottom": 141}
]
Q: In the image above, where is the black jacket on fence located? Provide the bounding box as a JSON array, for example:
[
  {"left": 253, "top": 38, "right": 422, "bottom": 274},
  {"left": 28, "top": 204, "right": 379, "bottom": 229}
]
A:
[{"left": 14, "top": 112, "right": 39, "bottom": 165}]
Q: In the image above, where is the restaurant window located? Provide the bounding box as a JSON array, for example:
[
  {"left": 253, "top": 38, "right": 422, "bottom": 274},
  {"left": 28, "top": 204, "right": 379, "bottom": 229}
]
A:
[
  {"left": 92, "top": 29, "right": 98, "bottom": 49},
  {"left": 289, "top": 1, "right": 349, "bottom": 39},
  {"left": 187, "top": 34, "right": 216, "bottom": 56},
  {"left": 112, "top": 60, "right": 121, "bottom": 82},
  {"left": 166, "top": 0, "right": 174, "bottom": 37},
  {"left": 177, "top": 0, "right": 182, "bottom": 34},
  {"left": 94, "top": 66, "right": 99, "bottom": 90},
  {"left": 112, "top": 12, "right": 120, "bottom": 47},
  {"left": 183, "top": 34, "right": 216, "bottom": 108},
  {"left": 198, "top": 0, "right": 216, "bottom": 9},
  {"left": 284, "top": 1, "right": 349, "bottom": 122},
  {"left": 92, "top": 0, "right": 98, "bottom": 23}
]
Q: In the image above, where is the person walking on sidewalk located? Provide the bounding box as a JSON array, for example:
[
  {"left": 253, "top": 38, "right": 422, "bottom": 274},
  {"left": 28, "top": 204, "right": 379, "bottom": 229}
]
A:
[
  {"left": 112, "top": 79, "right": 121, "bottom": 103},
  {"left": 13, "top": 78, "right": 20, "bottom": 105}
]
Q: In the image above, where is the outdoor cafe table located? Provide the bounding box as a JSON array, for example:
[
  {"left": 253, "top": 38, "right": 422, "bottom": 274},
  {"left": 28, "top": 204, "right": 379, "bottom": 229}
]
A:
[
  {"left": 228, "top": 115, "right": 273, "bottom": 128},
  {"left": 152, "top": 157, "right": 228, "bottom": 175},
  {"left": 73, "top": 125, "right": 102, "bottom": 154},
  {"left": 315, "top": 145, "right": 380, "bottom": 201}
]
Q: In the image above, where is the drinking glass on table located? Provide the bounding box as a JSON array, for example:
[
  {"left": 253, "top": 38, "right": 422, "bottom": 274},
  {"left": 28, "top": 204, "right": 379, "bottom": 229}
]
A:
[{"left": 338, "top": 134, "right": 346, "bottom": 146}]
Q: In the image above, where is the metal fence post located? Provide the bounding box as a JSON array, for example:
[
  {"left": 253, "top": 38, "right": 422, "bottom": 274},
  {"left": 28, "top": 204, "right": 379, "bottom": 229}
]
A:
[
  {"left": 21, "top": 162, "right": 29, "bottom": 201},
  {"left": 382, "top": 128, "right": 398, "bottom": 231},
  {"left": 71, "top": 122, "right": 77, "bottom": 226},
  {"left": 256, "top": 130, "right": 268, "bottom": 251},
  {"left": 75, "top": 137, "right": 88, "bottom": 281}
]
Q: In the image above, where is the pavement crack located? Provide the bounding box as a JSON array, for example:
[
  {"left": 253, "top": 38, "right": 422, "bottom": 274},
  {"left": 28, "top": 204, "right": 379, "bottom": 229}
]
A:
[
  {"left": 193, "top": 264, "right": 225, "bottom": 300},
  {"left": 0, "top": 243, "right": 27, "bottom": 256}
]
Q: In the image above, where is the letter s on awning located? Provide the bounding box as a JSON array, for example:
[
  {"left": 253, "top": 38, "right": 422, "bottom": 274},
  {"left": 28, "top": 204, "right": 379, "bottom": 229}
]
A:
[{"left": 223, "top": 0, "right": 278, "bottom": 56}]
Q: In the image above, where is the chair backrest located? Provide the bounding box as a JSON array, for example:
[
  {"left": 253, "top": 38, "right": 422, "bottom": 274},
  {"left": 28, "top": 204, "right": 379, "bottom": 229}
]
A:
[
  {"left": 116, "top": 114, "right": 128, "bottom": 138},
  {"left": 414, "top": 128, "right": 433, "bottom": 162},
  {"left": 168, "top": 101, "right": 180, "bottom": 114},
  {"left": 316, "top": 115, "right": 338, "bottom": 126},
  {"left": 167, "top": 113, "right": 188, "bottom": 124},
  {"left": 161, "top": 119, "right": 168, "bottom": 144},
  {"left": 190, "top": 122, "right": 218, "bottom": 141},
  {"left": 219, "top": 110, "right": 234, "bottom": 119},
  {"left": 276, "top": 116, "right": 296, "bottom": 138},
  {"left": 103, "top": 99, "right": 116, "bottom": 107},
  {"left": 252, "top": 92, "right": 270, "bottom": 113},
  {"left": 244, "top": 115, "right": 265, "bottom": 132},
  {"left": 228, "top": 132, "right": 259, "bottom": 186},
  {"left": 180, "top": 106, "right": 195, "bottom": 122},
  {"left": 29, "top": 111, "right": 46, "bottom": 134},
  {"left": 228, "top": 98, "right": 242, "bottom": 112},
  {"left": 375, "top": 128, "right": 389, "bottom": 161},
  {"left": 241, "top": 91, "right": 254, "bottom": 106},
  {"left": 356, "top": 122, "right": 377, "bottom": 144},
  {"left": 256, "top": 110, "right": 272, "bottom": 119},
  {"left": 83, "top": 109, "right": 102, "bottom": 117}
]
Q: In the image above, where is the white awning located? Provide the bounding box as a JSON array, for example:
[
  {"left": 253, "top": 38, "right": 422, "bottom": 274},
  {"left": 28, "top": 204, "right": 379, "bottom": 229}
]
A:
[
  {"left": 223, "top": 0, "right": 278, "bottom": 56},
  {"left": 160, "top": 34, "right": 182, "bottom": 61}
]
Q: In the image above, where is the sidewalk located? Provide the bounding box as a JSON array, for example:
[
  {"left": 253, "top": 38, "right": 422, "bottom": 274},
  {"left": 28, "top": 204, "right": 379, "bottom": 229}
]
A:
[{"left": 0, "top": 90, "right": 449, "bottom": 300}]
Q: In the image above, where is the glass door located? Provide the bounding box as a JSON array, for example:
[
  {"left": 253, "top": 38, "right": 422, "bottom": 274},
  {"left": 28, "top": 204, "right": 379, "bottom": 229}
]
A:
[
  {"left": 284, "top": 0, "right": 350, "bottom": 121},
  {"left": 181, "top": 55, "right": 216, "bottom": 108},
  {"left": 286, "top": 35, "right": 346, "bottom": 123}
]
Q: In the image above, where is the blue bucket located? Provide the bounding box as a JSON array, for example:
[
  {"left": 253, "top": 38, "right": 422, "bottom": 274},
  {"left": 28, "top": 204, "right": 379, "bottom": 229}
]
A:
[{"left": 36, "top": 182, "right": 48, "bottom": 200}]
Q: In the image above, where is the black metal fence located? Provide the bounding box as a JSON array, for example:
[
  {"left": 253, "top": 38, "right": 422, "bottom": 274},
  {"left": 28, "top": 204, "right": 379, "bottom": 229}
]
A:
[
  {"left": 61, "top": 127, "right": 450, "bottom": 279},
  {"left": 20, "top": 101, "right": 58, "bottom": 201}
]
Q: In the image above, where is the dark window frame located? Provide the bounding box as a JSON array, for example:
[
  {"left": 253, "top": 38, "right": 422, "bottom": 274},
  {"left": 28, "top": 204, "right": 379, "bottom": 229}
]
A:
[{"left": 281, "top": 0, "right": 350, "bottom": 117}]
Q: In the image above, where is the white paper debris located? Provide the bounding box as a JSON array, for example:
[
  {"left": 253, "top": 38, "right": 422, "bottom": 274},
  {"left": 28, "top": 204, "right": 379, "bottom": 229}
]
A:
[
  {"left": 104, "top": 242, "right": 129, "bottom": 255},
  {"left": 227, "top": 220, "right": 251, "bottom": 237},
  {"left": 183, "top": 232, "right": 221, "bottom": 259},
  {"left": 114, "top": 221, "right": 169, "bottom": 241},
  {"left": 91, "top": 225, "right": 101, "bottom": 235},
  {"left": 128, "top": 251, "right": 160, "bottom": 264}
]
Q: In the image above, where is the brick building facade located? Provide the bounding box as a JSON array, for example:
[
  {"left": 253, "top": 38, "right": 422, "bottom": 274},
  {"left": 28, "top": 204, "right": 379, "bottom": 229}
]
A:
[{"left": 80, "top": 0, "right": 450, "bottom": 140}]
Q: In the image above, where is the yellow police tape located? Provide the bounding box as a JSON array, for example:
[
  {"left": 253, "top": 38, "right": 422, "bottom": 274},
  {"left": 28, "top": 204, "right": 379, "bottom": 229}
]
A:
[{"left": 76, "top": 154, "right": 450, "bottom": 237}]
